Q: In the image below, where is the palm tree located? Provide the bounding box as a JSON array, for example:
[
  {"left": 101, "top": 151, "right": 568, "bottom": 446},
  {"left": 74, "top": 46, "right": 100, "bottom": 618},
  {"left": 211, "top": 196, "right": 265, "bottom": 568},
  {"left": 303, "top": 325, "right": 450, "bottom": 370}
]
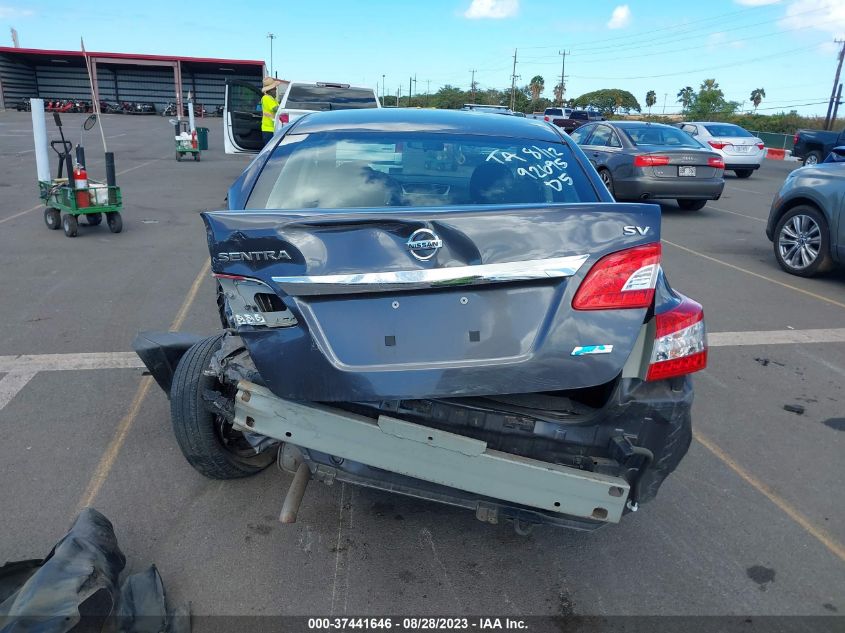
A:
[
  {"left": 553, "top": 82, "right": 564, "bottom": 104},
  {"left": 645, "top": 90, "right": 657, "bottom": 114},
  {"left": 529, "top": 75, "right": 545, "bottom": 101},
  {"left": 676, "top": 86, "right": 694, "bottom": 113},
  {"left": 750, "top": 88, "right": 766, "bottom": 111}
]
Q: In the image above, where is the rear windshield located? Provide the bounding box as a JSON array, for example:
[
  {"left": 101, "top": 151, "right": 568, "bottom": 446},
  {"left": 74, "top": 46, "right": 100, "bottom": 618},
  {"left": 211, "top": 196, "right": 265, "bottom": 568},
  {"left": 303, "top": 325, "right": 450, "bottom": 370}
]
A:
[
  {"left": 285, "top": 85, "right": 378, "bottom": 110},
  {"left": 247, "top": 132, "right": 597, "bottom": 209},
  {"left": 703, "top": 124, "right": 752, "bottom": 138},
  {"left": 622, "top": 125, "right": 702, "bottom": 148},
  {"left": 545, "top": 108, "right": 563, "bottom": 116}
]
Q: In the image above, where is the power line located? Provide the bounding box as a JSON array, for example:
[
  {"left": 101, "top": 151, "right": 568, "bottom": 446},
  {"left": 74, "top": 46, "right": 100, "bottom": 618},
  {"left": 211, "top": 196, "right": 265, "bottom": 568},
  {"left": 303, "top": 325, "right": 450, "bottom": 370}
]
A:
[
  {"left": 567, "top": 44, "right": 822, "bottom": 81},
  {"left": 517, "top": 2, "right": 780, "bottom": 51}
]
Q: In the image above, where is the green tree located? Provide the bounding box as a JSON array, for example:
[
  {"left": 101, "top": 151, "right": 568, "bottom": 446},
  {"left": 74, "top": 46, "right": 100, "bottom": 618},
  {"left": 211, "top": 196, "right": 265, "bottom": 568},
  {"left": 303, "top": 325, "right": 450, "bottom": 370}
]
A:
[
  {"left": 430, "top": 85, "right": 468, "bottom": 110},
  {"left": 677, "top": 86, "right": 694, "bottom": 113},
  {"left": 750, "top": 87, "right": 766, "bottom": 111},
  {"left": 645, "top": 90, "right": 657, "bottom": 114},
  {"left": 687, "top": 78, "right": 740, "bottom": 119},
  {"left": 573, "top": 88, "right": 641, "bottom": 115},
  {"left": 529, "top": 75, "right": 545, "bottom": 101}
]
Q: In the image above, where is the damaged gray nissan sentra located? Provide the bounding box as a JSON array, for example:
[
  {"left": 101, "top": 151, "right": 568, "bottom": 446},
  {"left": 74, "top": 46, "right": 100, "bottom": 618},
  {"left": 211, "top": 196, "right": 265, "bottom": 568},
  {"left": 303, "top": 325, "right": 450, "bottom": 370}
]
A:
[{"left": 134, "top": 108, "right": 707, "bottom": 533}]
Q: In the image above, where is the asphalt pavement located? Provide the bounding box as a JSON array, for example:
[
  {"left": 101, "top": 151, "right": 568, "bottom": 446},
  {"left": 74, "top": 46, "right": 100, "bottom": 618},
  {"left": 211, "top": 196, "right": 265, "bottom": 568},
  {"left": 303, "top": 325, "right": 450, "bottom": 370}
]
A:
[{"left": 0, "top": 111, "right": 842, "bottom": 619}]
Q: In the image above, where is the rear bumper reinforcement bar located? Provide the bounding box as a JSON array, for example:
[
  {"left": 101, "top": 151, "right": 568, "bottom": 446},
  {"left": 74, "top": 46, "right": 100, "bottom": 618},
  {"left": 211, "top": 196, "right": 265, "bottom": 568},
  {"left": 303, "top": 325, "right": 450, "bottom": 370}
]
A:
[{"left": 233, "top": 381, "right": 630, "bottom": 523}]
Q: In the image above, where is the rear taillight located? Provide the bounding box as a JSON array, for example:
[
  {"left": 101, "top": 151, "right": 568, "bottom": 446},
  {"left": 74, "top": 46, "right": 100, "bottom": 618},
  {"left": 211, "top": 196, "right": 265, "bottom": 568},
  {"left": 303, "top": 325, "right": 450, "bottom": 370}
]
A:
[
  {"left": 279, "top": 112, "right": 290, "bottom": 125},
  {"left": 573, "top": 243, "right": 661, "bottom": 310},
  {"left": 633, "top": 155, "right": 670, "bottom": 167},
  {"left": 707, "top": 141, "right": 727, "bottom": 149},
  {"left": 793, "top": 133, "right": 799, "bottom": 145},
  {"left": 708, "top": 157, "right": 725, "bottom": 169},
  {"left": 756, "top": 142, "right": 765, "bottom": 150},
  {"left": 646, "top": 297, "right": 707, "bottom": 381},
  {"left": 544, "top": 115, "right": 549, "bottom": 121}
]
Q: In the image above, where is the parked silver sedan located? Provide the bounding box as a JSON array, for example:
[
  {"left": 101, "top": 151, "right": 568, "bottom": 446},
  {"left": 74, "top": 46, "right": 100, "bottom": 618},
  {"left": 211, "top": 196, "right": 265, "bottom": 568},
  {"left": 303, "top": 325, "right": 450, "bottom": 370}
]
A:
[
  {"left": 678, "top": 122, "right": 765, "bottom": 179},
  {"left": 766, "top": 150, "right": 845, "bottom": 277},
  {"left": 571, "top": 121, "right": 725, "bottom": 210}
]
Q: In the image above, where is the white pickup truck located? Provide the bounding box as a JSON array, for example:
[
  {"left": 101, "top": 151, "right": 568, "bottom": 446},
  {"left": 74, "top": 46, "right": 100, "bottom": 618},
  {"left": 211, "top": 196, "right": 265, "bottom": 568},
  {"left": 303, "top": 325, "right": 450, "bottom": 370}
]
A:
[{"left": 223, "top": 80, "right": 380, "bottom": 154}]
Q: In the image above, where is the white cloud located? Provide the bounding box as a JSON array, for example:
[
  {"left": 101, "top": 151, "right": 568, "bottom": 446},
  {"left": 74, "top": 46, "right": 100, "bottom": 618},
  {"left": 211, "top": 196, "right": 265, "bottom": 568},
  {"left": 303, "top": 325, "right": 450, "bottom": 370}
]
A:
[
  {"left": 607, "top": 5, "right": 632, "bottom": 30},
  {"left": 707, "top": 31, "right": 747, "bottom": 49},
  {"left": 734, "top": 0, "right": 781, "bottom": 6},
  {"left": 0, "top": 5, "right": 34, "bottom": 19},
  {"left": 464, "top": 0, "right": 519, "bottom": 19},
  {"left": 780, "top": 0, "right": 845, "bottom": 38}
]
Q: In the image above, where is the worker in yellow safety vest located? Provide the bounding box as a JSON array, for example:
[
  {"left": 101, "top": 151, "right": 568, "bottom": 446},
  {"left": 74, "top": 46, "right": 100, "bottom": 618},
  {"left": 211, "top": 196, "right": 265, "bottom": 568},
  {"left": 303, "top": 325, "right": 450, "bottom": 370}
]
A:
[{"left": 261, "top": 76, "right": 283, "bottom": 145}]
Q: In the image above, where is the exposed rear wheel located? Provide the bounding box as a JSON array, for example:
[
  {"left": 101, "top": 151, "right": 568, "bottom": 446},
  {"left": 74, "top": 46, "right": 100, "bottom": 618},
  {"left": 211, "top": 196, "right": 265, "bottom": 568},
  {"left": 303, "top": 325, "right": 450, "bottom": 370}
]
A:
[
  {"left": 773, "top": 205, "right": 833, "bottom": 277},
  {"left": 170, "top": 334, "right": 275, "bottom": 479},
  {"left": 677, "top": 199, "right": 707, "bottom": 211},
  {"left": 734, "top": 169, "right": 753, "bottom": 179}
]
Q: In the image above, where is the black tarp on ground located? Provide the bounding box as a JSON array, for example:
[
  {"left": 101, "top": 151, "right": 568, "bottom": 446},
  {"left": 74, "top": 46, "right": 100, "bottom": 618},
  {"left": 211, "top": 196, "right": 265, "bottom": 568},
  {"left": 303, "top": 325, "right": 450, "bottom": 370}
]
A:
[{"left": 0, "top": 508, "right": 189, "bottom": 633}]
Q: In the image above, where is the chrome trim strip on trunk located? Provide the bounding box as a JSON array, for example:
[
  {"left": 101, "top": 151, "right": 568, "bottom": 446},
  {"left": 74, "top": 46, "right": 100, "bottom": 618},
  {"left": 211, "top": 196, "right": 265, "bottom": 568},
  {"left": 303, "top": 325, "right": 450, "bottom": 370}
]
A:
[{"left": 271, "top": 254, "right": 590, "bottom": 295}]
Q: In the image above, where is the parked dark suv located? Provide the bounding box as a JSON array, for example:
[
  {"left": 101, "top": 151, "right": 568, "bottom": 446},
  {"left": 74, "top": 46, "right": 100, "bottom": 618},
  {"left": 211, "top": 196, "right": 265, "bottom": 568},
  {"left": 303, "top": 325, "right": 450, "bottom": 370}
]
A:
[{"left": 135, "top": 109, "right": 707, "bottom": 533}]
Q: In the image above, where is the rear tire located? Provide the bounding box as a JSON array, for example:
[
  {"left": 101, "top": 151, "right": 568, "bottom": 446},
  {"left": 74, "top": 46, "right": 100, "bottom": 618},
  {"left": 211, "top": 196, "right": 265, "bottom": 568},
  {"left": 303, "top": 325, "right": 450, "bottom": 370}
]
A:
[
  {"left": 44, "top": 208, "right": 61, "bottom": 230},
  {"left": 106, "top": 212, "right": 123, "bottom": 234},
  {"left": 803, "top": 151, "right": 822, "bottom": 166},
  {"left": 677, "top": 199, "right": 707, "bottom": 211},
  {"left": 170, "top": 335, "right": 275, "bottom": 479},
  {"left": 62, "top": 214, "right": 78, "bottom": 237},
  {"left": 734, "top": 169, "right": 753, "bottom": 179},
  {"left": 773, "top": 205, "right": 833, "bottom": 277},
  {"left": 598, "top": 168, "right": 614, "bottom": 198}
]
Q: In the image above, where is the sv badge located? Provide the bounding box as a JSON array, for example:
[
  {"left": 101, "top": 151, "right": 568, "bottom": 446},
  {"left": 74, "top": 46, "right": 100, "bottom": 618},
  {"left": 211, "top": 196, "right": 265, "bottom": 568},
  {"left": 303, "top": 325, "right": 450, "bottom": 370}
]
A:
[{"left": 623, "top": 226, "right": 651, "bottom": 236}]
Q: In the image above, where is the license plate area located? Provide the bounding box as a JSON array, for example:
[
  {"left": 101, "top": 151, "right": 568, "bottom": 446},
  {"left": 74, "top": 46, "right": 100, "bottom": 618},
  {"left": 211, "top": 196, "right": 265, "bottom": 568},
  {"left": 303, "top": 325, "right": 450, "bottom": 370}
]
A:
[{"left": 678, "top": 166, "right": 697, "bottom": 177}]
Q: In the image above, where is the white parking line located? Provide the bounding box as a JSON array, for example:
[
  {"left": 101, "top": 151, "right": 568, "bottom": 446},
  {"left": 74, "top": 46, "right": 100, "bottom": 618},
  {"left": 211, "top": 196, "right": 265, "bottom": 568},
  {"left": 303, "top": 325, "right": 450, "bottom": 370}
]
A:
[
  {"left": 0, "top": 371, "right": 38, "bottom": 410},
  {"left": 708, "top": 328, "right": 845, "bottom": 347},
  {"left": 0, "top": 352, "right": 143, "bottom": 373}
]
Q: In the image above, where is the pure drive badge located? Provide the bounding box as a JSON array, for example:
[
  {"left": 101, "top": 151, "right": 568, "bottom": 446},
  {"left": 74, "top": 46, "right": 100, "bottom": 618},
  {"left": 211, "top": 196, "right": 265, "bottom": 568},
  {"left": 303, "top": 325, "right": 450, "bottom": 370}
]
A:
[
  {"left": 571, "top": 345, "right": 614, "bottom": 356},
  {"left": 217, "top": 250, "right": 291, "bottom": 263}
]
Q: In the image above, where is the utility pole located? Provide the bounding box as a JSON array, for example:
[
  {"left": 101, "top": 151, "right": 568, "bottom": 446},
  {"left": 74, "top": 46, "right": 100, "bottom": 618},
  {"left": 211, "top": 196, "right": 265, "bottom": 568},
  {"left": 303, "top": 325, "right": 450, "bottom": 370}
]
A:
[
  {"left": 409, "top": 76, "right": 413, "bottom": 107},
  {"left": 397, "top": 85, "right": 401, "bottom": 108},
  {"left": 558, "top": 50, "right": 567, "bottom": 106},
  {"left": 832, "top": 83, "right": 843, "bottom": 126},
  {"left": 824, "top": 39, "right": 845, "bottom": 130},
  {"left": 425, "top": 79, "right": 430, "bottom": 106},
  {"left": 510, "top": 48, "right": 519, "bottom": 111},
  {"left": 382, "top": 74, "right": 386, "bottom": 105},
  {"left": 470, "top": 69, "right": 477, "bottom": 103},
  {"left": 662, "top": 93, "right": 667, "bottom": 115},
  {"left": 266, "top": 33, "right": 276, "bottom": 78}
]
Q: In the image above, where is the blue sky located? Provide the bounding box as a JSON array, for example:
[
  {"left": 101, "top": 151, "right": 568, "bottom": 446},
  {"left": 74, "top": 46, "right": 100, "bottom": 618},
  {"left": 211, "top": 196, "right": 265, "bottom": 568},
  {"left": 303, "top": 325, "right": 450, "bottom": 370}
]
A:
[{"left": 2, "top": 0, "right": 844, "bottom": 114}]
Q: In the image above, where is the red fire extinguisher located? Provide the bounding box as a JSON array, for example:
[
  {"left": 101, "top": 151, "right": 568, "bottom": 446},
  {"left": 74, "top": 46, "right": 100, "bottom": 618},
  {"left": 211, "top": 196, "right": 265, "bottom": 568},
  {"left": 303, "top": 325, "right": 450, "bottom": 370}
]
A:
[
  {"left": 73, "top": 164, "right": 89, "bottom": 209},
  {"left": 191, "top": 130, "right": 198, "bottom": 150}
]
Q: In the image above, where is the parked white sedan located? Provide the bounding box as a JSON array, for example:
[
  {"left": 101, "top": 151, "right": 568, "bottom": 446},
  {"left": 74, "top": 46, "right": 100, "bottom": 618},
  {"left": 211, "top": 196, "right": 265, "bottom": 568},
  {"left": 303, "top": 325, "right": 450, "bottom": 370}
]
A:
[{"left": 678, "top": 122, "right": 765, "bottom": 179}]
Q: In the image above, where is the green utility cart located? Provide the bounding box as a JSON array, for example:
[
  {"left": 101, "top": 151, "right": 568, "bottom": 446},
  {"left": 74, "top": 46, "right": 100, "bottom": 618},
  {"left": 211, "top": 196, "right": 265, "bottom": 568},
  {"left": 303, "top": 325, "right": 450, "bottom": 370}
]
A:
[{"left": 39, "top": 179, "right": 123, "bottom": 238}]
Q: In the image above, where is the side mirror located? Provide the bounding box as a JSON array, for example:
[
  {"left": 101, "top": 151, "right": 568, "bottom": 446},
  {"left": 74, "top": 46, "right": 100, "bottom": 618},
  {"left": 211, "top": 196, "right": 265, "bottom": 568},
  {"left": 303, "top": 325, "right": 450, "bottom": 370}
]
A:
[{"left": 83, "top": 114, "right": 97, "bottom": 130}]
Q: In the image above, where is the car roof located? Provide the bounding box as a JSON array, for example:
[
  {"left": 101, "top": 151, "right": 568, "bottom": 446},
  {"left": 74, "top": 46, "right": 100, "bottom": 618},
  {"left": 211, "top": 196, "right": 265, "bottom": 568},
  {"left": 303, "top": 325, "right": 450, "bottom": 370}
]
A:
[
  {"left": 284, "top": 81, "right": 375, "bottom": 91},
  {"left": 604, "top": 120, "right": 678, "bottom": 129},
  {"left": 290, "top": 108, "right": 563, "bottom": 141}
]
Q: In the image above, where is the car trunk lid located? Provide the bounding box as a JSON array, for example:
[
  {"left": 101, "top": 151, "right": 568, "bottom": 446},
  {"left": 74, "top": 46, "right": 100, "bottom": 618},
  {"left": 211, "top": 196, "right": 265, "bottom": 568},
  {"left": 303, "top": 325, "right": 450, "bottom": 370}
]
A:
[{"left": 203, "top": 203, "right": 661, "bottom": 401}]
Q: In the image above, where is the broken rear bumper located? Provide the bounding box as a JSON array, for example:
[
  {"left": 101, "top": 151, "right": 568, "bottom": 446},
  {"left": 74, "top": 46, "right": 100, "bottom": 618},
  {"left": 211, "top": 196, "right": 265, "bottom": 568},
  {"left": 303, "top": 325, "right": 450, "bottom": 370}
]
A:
[{"left": 234, "top": 381, "right": 631, "bottom": 525}]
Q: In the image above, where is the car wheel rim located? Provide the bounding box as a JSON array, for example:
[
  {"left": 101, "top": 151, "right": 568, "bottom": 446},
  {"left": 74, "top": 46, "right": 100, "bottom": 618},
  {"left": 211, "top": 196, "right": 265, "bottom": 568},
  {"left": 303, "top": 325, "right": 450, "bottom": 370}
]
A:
[
  {"left": 778, "top": 214, "right": 821, "bottom": 269},
  {"left": 601, "top": 172, "right": 611, "bottom": 188},
  {"left": 806, "top": 155, "right": 818, "bottom": 165}
]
